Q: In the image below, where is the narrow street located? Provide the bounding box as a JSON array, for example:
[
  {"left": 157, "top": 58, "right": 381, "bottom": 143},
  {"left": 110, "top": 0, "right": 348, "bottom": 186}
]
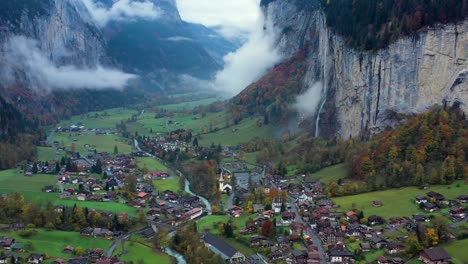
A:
[{"left": 288, "top": 195, "right": 327, "bottom": 264}]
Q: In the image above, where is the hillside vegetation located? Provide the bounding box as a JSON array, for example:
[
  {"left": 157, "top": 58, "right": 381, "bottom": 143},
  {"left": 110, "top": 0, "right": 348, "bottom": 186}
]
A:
[
  {"left": 323, "top": 0, "right": 467, "bottom": 50},
  {"left": 348, "top": 105, "right": 467, "bottom": 190}
]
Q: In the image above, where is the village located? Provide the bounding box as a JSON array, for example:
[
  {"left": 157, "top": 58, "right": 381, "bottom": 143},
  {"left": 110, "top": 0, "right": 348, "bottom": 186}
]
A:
[{"left": 0, "top": 116, "right": 466, "bottom": 264}]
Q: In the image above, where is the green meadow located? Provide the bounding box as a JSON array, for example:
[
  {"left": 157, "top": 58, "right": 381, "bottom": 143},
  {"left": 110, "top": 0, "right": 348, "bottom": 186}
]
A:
[
  {"left": 58, "top": 108, "right": 139, "bottom": 129},
  {"left": 53, "top": 200, "right": 137, "bottom": 216},
  {"left": 0, "top": 169, "right": 58, "bottom": 204},
  {"left": 332, "top": 180, "right": 467, "bottom": 219},
  {"left": 51, "top": 134, "right": 133, "bottom": 155}
]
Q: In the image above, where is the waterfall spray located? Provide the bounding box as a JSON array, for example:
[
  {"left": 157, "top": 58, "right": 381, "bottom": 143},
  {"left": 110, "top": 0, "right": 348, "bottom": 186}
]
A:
[{"left": 315, "top": 20, "right": 329, "bottom": 137}]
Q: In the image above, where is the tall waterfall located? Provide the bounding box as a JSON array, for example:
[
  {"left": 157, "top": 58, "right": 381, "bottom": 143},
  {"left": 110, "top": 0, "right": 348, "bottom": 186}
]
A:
[{"left": 315, "top": 24, "right": 329, "bottom": 137}]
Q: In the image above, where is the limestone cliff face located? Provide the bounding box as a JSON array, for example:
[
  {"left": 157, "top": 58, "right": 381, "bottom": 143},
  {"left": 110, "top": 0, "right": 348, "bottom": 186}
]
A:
[
  {"left": 264, "top": 0, "right": 467, "bottom": 139},
  {"left": 0, "top": 0, "right": 109, "bottom": 68}
]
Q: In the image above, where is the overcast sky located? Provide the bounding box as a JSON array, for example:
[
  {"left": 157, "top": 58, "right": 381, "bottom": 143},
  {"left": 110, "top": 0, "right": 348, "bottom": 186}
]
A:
[{"left": 176, "top": 0, "right": 261, "bottom": 38}]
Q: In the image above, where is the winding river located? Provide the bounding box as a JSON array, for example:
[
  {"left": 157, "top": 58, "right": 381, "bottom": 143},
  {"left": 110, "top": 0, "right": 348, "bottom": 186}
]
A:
[{"left": 134, "top": 139, "right": 212, "bottom": 263}]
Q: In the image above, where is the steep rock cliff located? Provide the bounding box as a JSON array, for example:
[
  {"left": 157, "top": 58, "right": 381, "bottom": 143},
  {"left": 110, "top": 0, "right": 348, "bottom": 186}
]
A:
[{"left": 263, "top": 0, "right": 467, "bottom": 138}]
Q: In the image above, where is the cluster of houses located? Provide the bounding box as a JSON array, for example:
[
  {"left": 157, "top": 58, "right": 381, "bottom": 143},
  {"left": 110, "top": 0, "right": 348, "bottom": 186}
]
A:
[{"left": 221, "top": 168, "right": 467, "bottom": 264}]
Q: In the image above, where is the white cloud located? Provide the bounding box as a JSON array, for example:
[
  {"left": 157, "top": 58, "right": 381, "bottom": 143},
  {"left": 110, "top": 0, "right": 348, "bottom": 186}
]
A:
[
  {"left": 2, "top": 36, "right": 136, "bottom": 90},
  {"left": 80, "top": 0, "right": 160, "bottom": 27},
  {"left": 293, "top": 82, "right": 324, "bottom": 117},
  {"left": 211, "top": 13, "right": 282, "bottom": 96},
  {"left": 176, "top": 0, "right": 260, "bottom": 38},
  {"left": 166, "top": 36, "right": 193, "bottom": 42}
]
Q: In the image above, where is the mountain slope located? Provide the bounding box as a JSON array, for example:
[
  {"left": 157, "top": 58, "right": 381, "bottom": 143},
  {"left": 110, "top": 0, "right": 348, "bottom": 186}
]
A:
[{"left": 101, "top": 0, "right": 224, "bottom": 81}]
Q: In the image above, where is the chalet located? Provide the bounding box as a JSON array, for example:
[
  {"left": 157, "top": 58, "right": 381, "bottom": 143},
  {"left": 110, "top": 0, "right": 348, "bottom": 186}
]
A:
[
  {"left": 253, "top": 204, "right": 265, "bottom": 213},
  {"left": 345, "top": 223, "right": 362, "bottom": 237},
  {"left": 27, "top": 254, "right": 44, "bottom": 264},
  {"left": 137, "top": 192, "right": 150, "bottom": 200},
  {"left": 456, "top": 195, "right": 468, "bottom": 203},
  {"left": 185, "top": 208, "right": 203, "bottom": 220},
  {"left": 423, "top": 202, "right": 438, "bottom": 212},
  {"left": 202, "top": 233, "right": 246, "bottom": 263},
  {"left": 63, "top": 245, "right": 74, "bottom": 253},
  {"left": 12, "top": 223, "right": 25, "bottom": 230},
  {"left": 419, "top": 247, "right": 451, "bottom": 264},
  {"left": 77, "top": 193, "right": 87, "bottom": 201},
  {"left": 449, "top": 206, "right": 465, "bottom": 219},
  {"left": 0, "top": 256, "right": 8, "bottom": 264},
  {"left": 321, "top": 228, "right": 344, "bottom": 245},
  {"left": 316, "top": 199, "right": 333, "bottom": 207},
  {"left": 359, "top": 242, "right": 371, "bottom": 252},
  {"left": 413, "top": 214, "right": 430, "bottom": 222},
  {"left": 328, "top": 243, "right": 353, "bottom": 264},
  {"left": 371, "top": 234, "right": 387, "bottom": 249},
  {"left": 2, "top": 238, "right": 15, "bottom": 249},
  {"left": 416, "top": 195, "right": 428, "bottom": 204},
  {"left": 249, "top": 235, "right": 269, "bottom": 246},
  {"left": 291, "top": 249, "right": 308, "bottom": 263},
  {"left": 43, "top": 185, "right": 54, "bottom": 193},
  {"left": 88, "top": 248, "right": 104, "bottom": 262},
  {"left": 289, "top": 222, "right": 307, "bottom": 236},
  {"left": 230, "top": 206, "right": 243, "bottom": 218},
  {"left": 68, "top": 258, "right": 88, "bottom": 264},
  {"left": 280, "top": 212, "right": 296, "bottom": 226},
  {"left": 151, "top": 171, "right": 170, "bottom": 179},
  {"left": 91, "top": 184, "right": 102, "bottom": 191},
  {"left": 262, "top": 210, "right": 275, "bottom": 218},
  {"left": 105, "top": 179, "right": 119, "bottom": 189},
  {"left": 377, "top": 256, "right": 391, "bottom": 264},
  {"left": 368, "top": 215, "right": 385, "bottom": 225},
  {"left": 372, "top": 200, "right": 383, "bottom": 207},
  {"left": 270, "top": 246, "right": 284, "bottom": 261},
  {"left": 272, "top": 197, "right": 286, "bottom": 213},
  {"left": 426, "top": 191, "right": 445, "bottom": 202},
  {"left": 386, "top": 242, "right": 404, "bottom": 255},
  {"left": 298, "top": 191, "right": 314, "bottom": 202},
  {"left": 53, "top": 258, "right": 65, "bottom": 264}
]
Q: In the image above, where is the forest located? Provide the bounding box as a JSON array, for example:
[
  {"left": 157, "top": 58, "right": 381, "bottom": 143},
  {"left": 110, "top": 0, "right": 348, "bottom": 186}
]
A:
[
  {"left": 348, "top": 105, "right": 467, "bottom": 190},
  {"left": 323, "top": 0, "right": 468, "bottom": 50}
]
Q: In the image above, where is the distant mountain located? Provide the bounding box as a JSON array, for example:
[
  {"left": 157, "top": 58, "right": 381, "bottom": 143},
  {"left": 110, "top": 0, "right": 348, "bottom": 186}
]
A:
[
  {"left": 184, "top": 22, "right": 242, "bottom": 65},
  {"left": 101, "top": 0, "right": 239, "bottom": 84},
  {"left": 0, "top": 0, "right": 241, "bottom": 167}
]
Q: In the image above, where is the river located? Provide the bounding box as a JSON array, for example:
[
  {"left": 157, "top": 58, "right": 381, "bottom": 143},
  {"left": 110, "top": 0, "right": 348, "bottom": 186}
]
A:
[{"left": 133, "top": 139, "right": 212, "bottom": 263}]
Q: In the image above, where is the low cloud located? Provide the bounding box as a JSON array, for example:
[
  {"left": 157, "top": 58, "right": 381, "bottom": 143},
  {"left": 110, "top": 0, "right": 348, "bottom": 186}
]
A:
[
  {"left": 293, "top": 82, "right": 324, "bottom": 117},
  {"left": 1, "top": 36, "right": 136, "bottom": 90},
  {"left": 80, "top": 0, "right": 160, "bottom": 27},
  {"left": 166, "top": 36, "right": 193, "bottom": 42},
  {"left": 212, "top": 12, "right": 282, "bottom": 96}
]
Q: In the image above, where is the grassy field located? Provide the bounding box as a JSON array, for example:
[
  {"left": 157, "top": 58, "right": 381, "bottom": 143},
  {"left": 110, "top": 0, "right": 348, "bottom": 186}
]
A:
[
  {"left": 0, "top": 229, "right": 112, "bottom": 260},
  {"left": 59, "top": 108, "right": 138, "bottom": 129},
  {"left": 153, "top": 178, "right": 181, "bottom": 194},
  {"left": 197, "top": 215, "right": 229, "bottom": 234},
  {"left": 309, "top": 164, "right": 347, "bottom": 183},
  {"left": 136, "top": 157, "right": 170, "bottom": 172},
  {"left": 0, "top": 169, "right": 58, "bottom": 204},
  {"left": 113, "top": 237, "right": 171, "bottom": 264},
  {"left": 52, "top": 134, "right": 133, "bottom": 155},
  {"left": 443, "top": 239, "right": 468, "bottom": 264},
  {"left": 198, "top": 117, "right": 274, "bottom": 147},
  {"left": 37, "top": 147, "right": 63, "bottom": 161},
  {"left": 332, "top": 180, "right": 467, "bottom": 219},
  {"left": 159, "top": 98, "right": 219, "bottom": 111},
  {"left": 53, "top": 200, "right": 137, "bottom": 216},
  {"left": 127, "top": 111, "right": 228, "bottom": 137}
]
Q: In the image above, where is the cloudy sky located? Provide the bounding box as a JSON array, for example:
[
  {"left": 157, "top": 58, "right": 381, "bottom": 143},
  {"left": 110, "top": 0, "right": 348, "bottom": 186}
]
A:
[{"left": 176, "top": 0, "right": 261, "bottom": 38}]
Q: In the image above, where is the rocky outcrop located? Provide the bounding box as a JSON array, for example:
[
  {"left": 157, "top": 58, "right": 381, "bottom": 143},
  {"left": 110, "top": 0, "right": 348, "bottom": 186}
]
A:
[
  {"left": 0, "top": 0, "right": 109, "bottom": 68},
  {"left": 264, "top": 0, "right": 467, "bottom": 138}
]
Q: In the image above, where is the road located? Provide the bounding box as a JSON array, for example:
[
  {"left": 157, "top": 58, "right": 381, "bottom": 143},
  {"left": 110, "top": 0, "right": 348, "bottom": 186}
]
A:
[
  {"left": 288, "top": 195, "right": 327, "bottom": 264},
  {"left": 106, "top": 234, "right": 130, "bottom": 257}
]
